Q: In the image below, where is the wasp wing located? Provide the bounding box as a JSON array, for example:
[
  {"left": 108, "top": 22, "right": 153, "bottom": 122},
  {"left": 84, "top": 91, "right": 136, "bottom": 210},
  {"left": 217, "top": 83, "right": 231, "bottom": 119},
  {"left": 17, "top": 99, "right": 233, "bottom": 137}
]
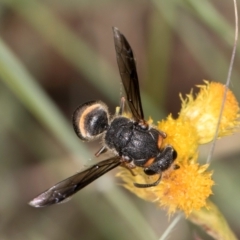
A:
[
  {"left": 29, "top": 157, "right": 121, "bottom": 207},
  {"left": 113, "top": 27, "right": 144, "bottom": 120}
]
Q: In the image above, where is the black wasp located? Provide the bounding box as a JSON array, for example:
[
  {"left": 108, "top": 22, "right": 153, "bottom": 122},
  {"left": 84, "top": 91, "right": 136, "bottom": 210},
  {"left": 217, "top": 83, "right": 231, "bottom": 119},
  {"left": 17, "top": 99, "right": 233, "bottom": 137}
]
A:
[{"left": 29, "top": 27, "right": 177, "bottom": 208}]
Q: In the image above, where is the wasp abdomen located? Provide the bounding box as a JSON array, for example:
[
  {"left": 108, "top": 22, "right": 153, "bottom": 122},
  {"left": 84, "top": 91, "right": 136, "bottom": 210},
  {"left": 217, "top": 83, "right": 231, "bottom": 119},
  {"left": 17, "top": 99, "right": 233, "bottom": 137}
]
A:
[{"left": 73, "top": 101, "right": 109, "bottom": 141}]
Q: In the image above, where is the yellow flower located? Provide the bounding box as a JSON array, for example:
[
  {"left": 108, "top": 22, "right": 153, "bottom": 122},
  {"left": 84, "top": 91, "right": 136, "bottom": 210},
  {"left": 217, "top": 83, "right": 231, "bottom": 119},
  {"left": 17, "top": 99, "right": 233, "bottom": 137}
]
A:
[
  {"left": 179, "top": 81, "right": 240, "bottom": 144},
  {"left": 117, "top": 81, "right": 240, "bottom": 216}
]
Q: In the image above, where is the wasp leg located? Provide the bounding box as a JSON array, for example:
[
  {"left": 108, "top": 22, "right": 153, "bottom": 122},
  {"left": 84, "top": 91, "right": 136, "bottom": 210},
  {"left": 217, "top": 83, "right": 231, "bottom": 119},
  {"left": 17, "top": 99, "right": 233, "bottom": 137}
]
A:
[
  {"left": 120, "top": 161, "right": 137, "bottom": 176},
  {"left": 173, "top": 164, "right": 180, "bottom": 170},
  {"left": 158, "top": 130, "right": 167, "bottom": 138},
  {"left": 95, "top": 146, "right": 108, "bottom": 157}
]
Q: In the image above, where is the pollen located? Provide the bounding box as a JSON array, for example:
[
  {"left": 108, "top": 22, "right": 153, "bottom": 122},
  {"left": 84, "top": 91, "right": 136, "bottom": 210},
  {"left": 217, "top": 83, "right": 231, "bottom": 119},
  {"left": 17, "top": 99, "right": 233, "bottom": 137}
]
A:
[
  {"left": 179, "top": 81, "right": 240, "bottom": 144},
  {"left": 117, "top": 81, "right": 239, "bottom": 216},
  {"left": 157, "top": 160, "right": 213, "bottom": 216}
]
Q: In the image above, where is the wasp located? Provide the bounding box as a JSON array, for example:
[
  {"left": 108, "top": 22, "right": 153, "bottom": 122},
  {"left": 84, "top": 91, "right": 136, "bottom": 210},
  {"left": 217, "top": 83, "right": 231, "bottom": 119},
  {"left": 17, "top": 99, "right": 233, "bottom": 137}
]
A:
[{"left": 29, "top": 27, "right": 177, "bottom": 208}]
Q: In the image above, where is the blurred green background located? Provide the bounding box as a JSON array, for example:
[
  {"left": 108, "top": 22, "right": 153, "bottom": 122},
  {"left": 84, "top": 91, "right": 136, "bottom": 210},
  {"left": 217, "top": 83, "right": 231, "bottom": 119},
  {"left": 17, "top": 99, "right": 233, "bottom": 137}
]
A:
[{"left": 0, "top": 0, "right": 239, "bottom": 239}]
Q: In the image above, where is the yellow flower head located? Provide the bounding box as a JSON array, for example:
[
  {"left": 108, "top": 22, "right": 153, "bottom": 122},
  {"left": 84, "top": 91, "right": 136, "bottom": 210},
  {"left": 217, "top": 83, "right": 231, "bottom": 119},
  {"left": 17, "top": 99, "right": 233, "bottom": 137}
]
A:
[
  {"left": 117, "top": 81, "right": 240, "bottom": 216},
  {"left": 179, "top": 81, "right": 240, "bottom": 144}
]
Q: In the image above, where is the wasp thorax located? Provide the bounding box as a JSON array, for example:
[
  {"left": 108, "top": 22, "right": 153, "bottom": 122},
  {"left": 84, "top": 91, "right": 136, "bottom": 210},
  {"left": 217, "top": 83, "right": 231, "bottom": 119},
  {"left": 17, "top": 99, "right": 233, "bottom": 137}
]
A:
[{"left": 72, "top": 101, "right": 109, "bottom": 141}]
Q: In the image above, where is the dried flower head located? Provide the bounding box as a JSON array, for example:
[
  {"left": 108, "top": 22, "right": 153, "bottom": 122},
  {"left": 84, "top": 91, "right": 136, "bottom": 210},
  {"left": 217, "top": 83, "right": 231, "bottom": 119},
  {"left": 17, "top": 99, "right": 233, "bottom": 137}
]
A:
[{"left": 117, "top": 81, "right": 240, "bottom": 216}]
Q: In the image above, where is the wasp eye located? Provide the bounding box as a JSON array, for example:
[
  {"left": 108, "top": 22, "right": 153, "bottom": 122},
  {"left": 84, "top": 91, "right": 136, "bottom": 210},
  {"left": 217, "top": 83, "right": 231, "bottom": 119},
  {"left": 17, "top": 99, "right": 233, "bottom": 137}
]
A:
[
  {"left": 144, "top": 168, "right": 156, "bottom": 175},
  {"left": 172, "top": 149, "right": 177, "bottom": 160},
  {"left": 72, "top": 101, "right": 109, "bottom": 141}
]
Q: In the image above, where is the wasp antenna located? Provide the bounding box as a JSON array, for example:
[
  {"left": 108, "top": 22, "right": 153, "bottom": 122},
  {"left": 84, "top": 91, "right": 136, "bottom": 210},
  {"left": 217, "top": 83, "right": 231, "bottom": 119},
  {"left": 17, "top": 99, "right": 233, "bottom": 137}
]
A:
[{"left": 134, "top": 173, "right": 162, "bottom": 188}]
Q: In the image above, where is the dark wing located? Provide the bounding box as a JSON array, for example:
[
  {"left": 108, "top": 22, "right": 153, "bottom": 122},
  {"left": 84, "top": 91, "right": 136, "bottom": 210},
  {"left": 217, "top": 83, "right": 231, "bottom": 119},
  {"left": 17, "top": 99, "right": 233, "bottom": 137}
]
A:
[
  {"left": 29, "top": 157, "right": 121, "bottom": 207},
  {"left": 113, "top": 27, "right": 144, "bottom": 120}
]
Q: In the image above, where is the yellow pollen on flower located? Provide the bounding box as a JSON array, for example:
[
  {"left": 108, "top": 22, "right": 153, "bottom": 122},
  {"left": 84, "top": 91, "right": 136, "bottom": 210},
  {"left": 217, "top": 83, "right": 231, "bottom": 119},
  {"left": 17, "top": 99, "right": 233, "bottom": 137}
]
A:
[
  {"left": 117, "top": 156, "right": 213, "bottom": 216},
  {"left": 157, "top": 160, "right": 213, "bottom": 216},
  {"left": 157, "top": 116, "right": 199, "bottom": 163},
  {"left": 117, "top": 81, "right": 239, "bottom": 216},
  {"left": 179, "top": 81, "right": 240, "bottom": 144}
]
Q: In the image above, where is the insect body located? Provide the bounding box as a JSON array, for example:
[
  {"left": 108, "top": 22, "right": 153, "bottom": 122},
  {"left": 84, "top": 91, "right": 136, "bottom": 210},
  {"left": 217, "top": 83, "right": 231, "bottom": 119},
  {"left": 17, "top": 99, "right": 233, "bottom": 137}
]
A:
[{"left": 29, "top": 27, "right": 177, "bottom": 208}]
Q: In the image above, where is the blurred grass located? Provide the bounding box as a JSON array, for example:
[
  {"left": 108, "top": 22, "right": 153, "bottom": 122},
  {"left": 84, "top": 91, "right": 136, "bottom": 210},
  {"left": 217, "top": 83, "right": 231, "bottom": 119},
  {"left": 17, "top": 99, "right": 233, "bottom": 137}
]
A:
[
  {"left": 0, "top": 37, "right": 89, "bottom": 160},
  {"left": 0, "top": 21, "right": 158, "bottom": 240},
  {"left": 145, "top": 10, "right": 175, "bottom": 106},
  {"left": 0, "top": 0, "right": 239, "bottom": 239},
  {"left": 153, "top": 0, "right": 240, "bottom": 83},
  {"left": 2, "top": 0, "right": 164, "bottom": 120}
]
